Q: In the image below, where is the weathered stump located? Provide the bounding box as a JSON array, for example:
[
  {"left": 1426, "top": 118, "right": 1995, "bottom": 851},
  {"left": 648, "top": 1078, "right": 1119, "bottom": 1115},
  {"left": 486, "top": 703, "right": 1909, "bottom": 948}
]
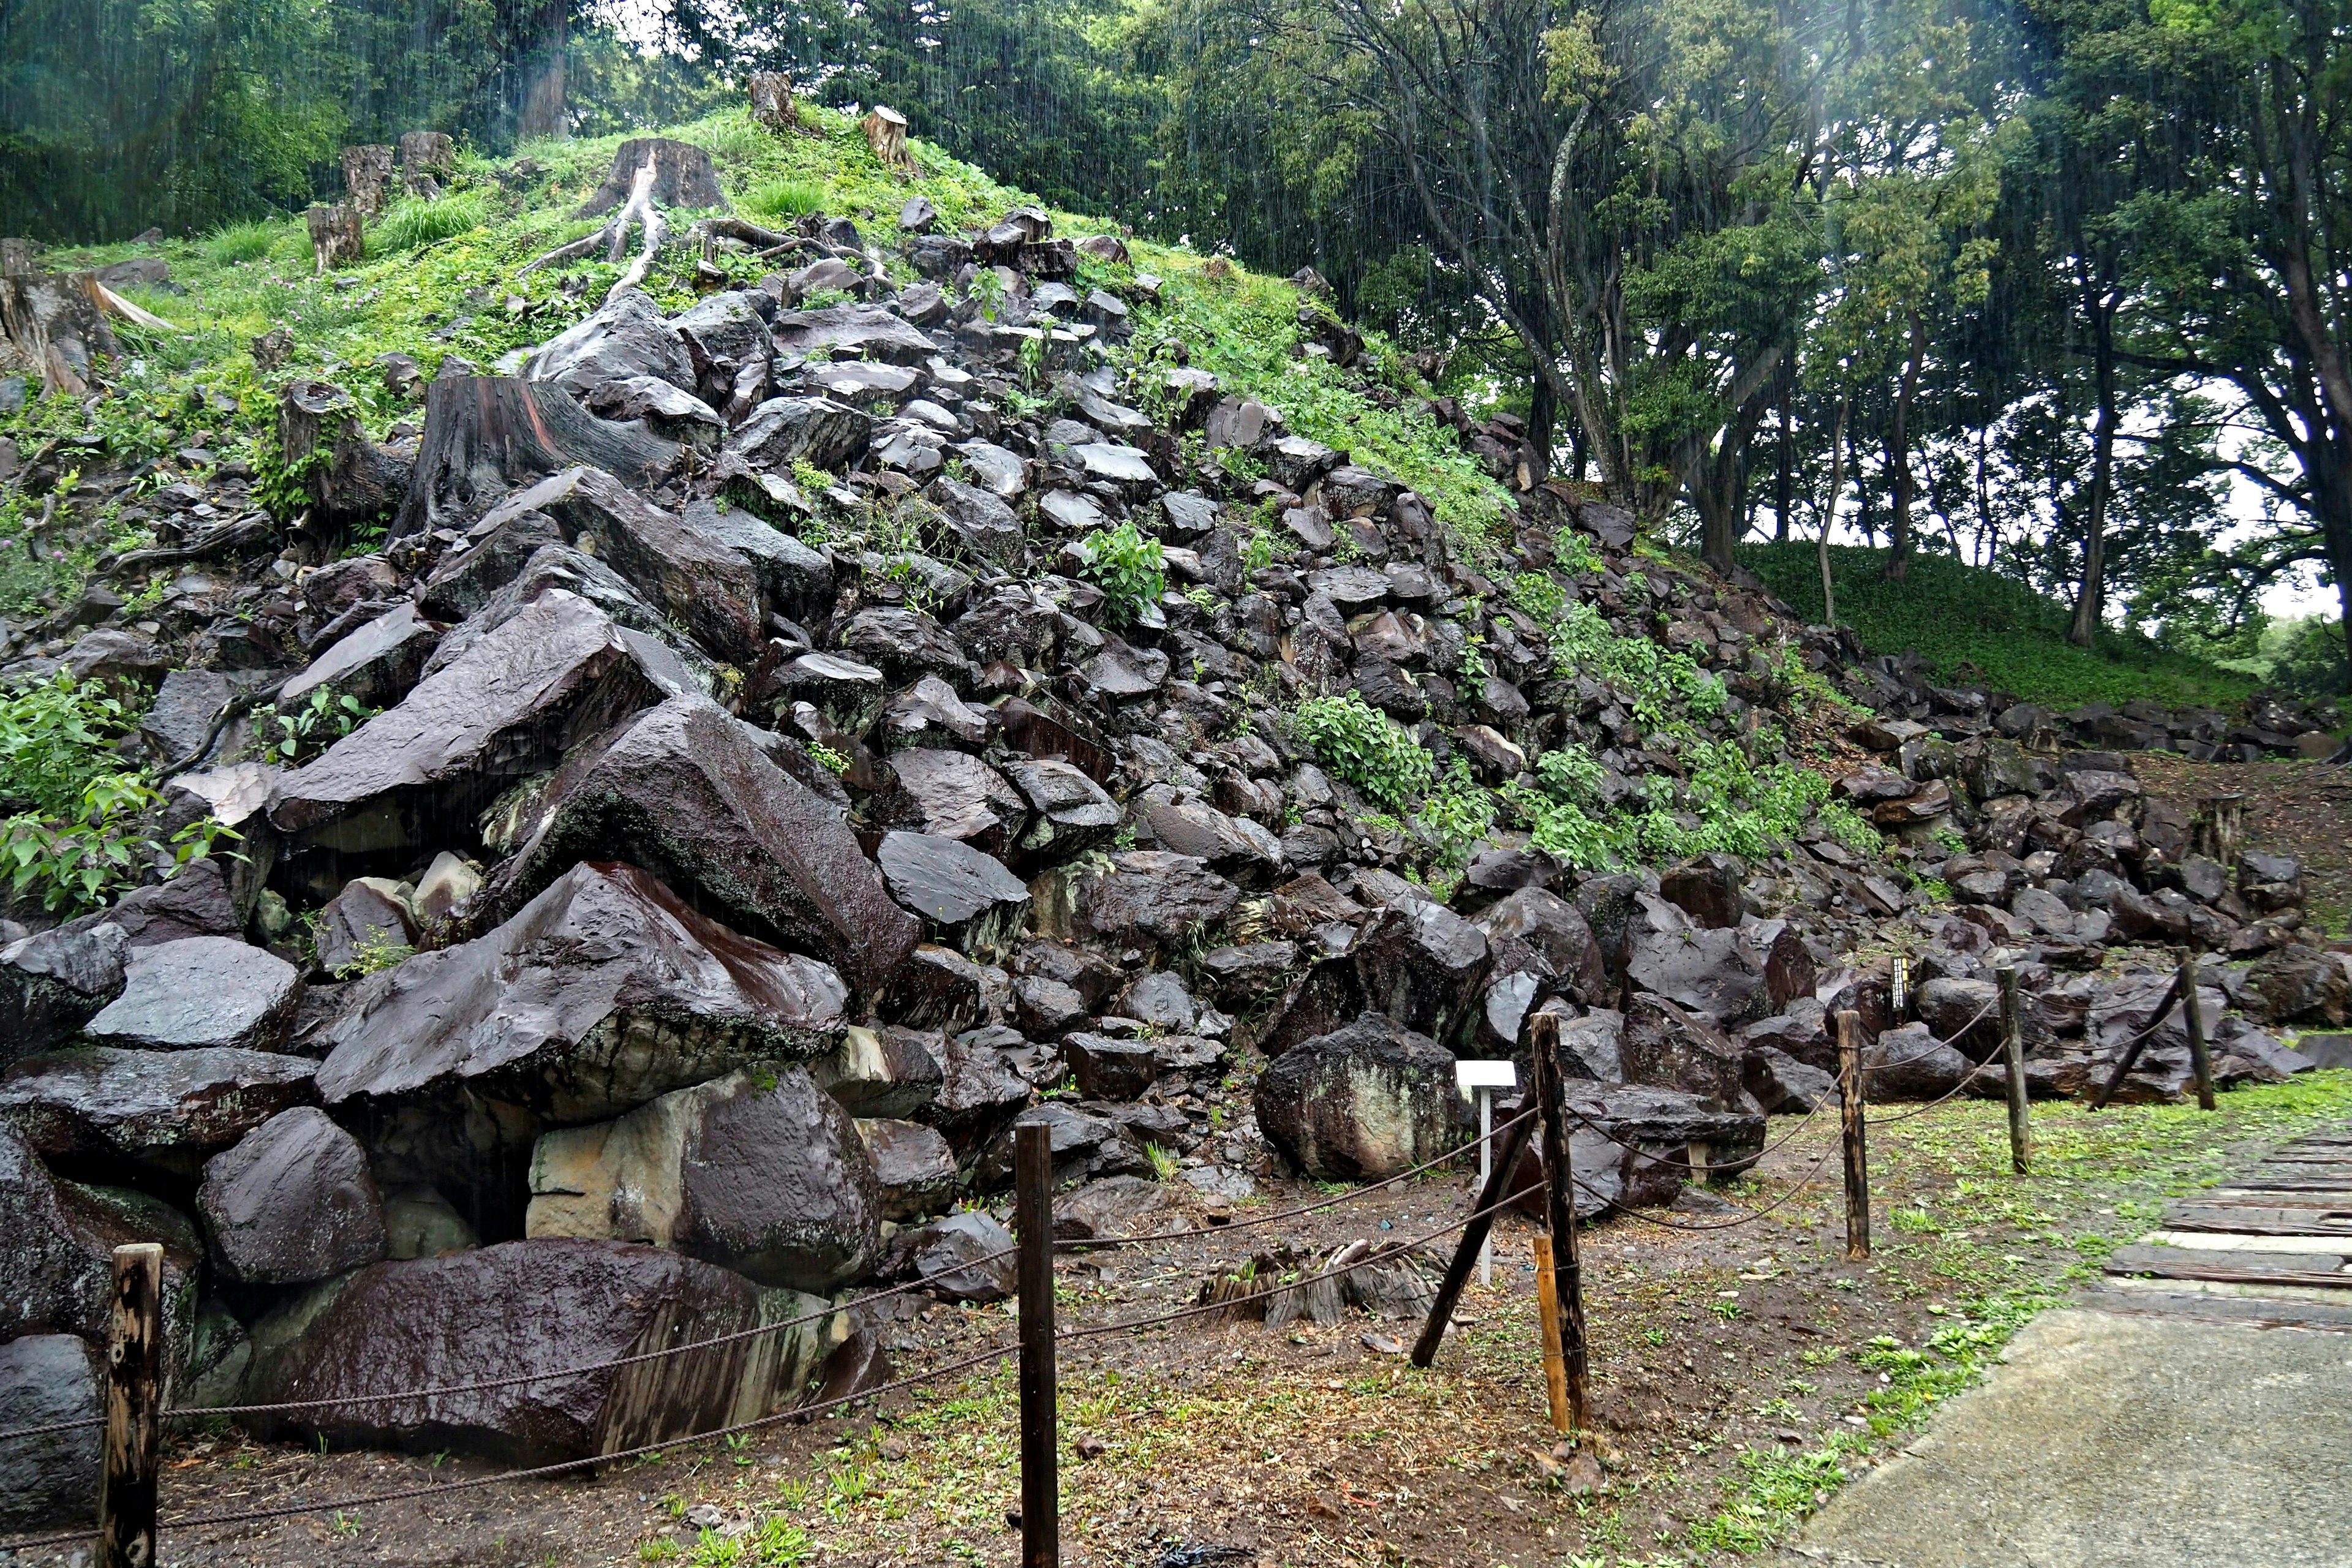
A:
[
  {"left": 574, "top": 138, "right": 723, "bottom": 217},
  {"left": 0, "top": 238, "right": 123, "bottom": 396},
  {"left": 342, "top": 145, "right": 396, "bottom": 219},
  {"left": 277, "top": 380, "right": 410, "bottom": 533},
  {"left": 391, "top": 375, "right": 678, "bottom": 540},
  {"left": 306, "top": 202, "right": 364, "bottom": 273},
  {"left": 862, "top": 106, "right": 913, "bottom": 172},
  {"left": 400, "top": 132, "right": 457, "bottom": 200},
  {"left": 749, "top": 72, "right": 804, "bottom": 134}
]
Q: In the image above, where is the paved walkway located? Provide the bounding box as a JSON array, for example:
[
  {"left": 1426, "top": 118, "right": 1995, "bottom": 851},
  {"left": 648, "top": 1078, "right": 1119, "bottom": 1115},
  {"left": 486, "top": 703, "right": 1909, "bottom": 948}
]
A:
[{"left": 1785, "top": 1129, "right": 2352, "bottom": 1568}]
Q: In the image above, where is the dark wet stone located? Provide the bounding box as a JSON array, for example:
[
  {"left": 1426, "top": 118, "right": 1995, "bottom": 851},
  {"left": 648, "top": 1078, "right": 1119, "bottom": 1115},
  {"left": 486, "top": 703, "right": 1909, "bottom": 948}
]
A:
[
  {"left": 198, "top": 1107, "right": 386, "bottom": 1284},
  {"left": 1254, "top": 1013, "right": 1469, "bottom": 1180},
  {"left": 876, "top": 832, "right": 1031, "bottom": 962},
  {"left": 82, "top": 936, "right": 301, "bottom": 1052},
  {"left": 0, "top": 1046, "right": 318, "bottom": 1181},
  {"left": 316, "top": 862, "right": 847, "bottom": 1123}
]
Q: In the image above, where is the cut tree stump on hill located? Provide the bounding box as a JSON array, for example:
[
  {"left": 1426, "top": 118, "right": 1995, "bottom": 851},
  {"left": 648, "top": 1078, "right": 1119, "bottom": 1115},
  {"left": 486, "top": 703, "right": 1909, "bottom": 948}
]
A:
[
  {"left": 573, "top": 138, "right": 723, "bottom": 217},
  {"left": 342, "top": 145, "right": 396, "bottom": 220},
  {"left": 523, "top": 159, "right": 668, "bottom": 306},
  {"left": 278, "top": 379, "right": 411, "bottom": 535},
  {"left": 391, "top": 375, "right": 678, "bottom": 540},
  {"left": 862, "top": 106, "right": 913, "bottom": 172},
  {"left": 306, "top": 203, "right": 364, "bottom": 273},
  {"left": 401, "top": 132, "right": 456, "bottom": 200},
  {"left": 0, "top": 238, "right": 145, "bottom": 397},
  {"left": 749, "top": 73, "right": 810, "bottom": 135}
]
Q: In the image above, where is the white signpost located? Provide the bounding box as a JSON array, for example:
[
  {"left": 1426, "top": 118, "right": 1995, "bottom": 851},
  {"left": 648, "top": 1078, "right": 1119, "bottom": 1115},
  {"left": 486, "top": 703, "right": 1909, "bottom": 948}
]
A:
[{"left": 1455, "top": 1060, "right": 1519, "bottom": 1286}]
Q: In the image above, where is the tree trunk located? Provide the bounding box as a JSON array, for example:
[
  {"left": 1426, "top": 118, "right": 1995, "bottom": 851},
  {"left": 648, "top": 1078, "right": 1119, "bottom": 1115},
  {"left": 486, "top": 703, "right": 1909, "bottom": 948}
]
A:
[
  {"left": 749, "top": 74, "right": 804, "bottom": 135},
  {"left": 518, "top": 0, "right": 567, "bottom": 140},
  {"left": 863, "top": 107, "right": 913, "bottom": 172},
  {"left": 2310, "top": 441, "right": 2352, "bottom": 695},
  {"left": 1883, "top": 309, "right": 1925, "bottom": 582},
  {"left": 2068, "top": 290, "right": 2120, "bottom": 647},
  {"left": 1528, "top": 367, "right": 1556, "bottom": 484},
  {"left": 1819, "top": 393, "right": 1847, "bottom": 629},
  {"left": 1774, "top": 375, "right": 1793, "bottom": 544}
]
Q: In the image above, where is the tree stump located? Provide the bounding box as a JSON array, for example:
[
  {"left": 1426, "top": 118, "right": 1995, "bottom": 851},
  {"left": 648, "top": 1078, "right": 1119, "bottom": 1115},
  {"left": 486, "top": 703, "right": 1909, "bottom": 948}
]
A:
[
  {"left": 342, "top": 146, "right": 396, "bottom": 220},
  {"left": 306, "top": 203, "right": 364, "bottom": 274},
  {"left": 574, "top": 138, "right": 724, "bottom": 217},
  {"left": 277, "top": 380, "right": 410, "bottom": 533},
  {"left": 749, "top": 72, "right": 804, "bottom": 134},
  {"left": 0, "top": 239, "right": 123, "bottom": 397},
  {"left": 392, "top": 375, "right": 679, "bottom": 540},
  {"left": 399, "top": 132, "right": 456, "bottom": 200},
  {"left": 862, "top": 106, "right": 913, "bottom": 172}
]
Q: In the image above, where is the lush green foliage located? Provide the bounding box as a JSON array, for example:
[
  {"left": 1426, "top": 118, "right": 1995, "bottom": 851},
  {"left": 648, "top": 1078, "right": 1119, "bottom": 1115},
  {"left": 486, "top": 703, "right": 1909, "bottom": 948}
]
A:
[
  {"left": 1744, "top": 543, "right": 2257, "bottom": 711},
  {"left": 1286, "top": 692, "right": 1435, "bottom": 814},
  {"left": 373, "top": 190, "right": 494, "bottom": 254},
  {"left": 0, "top": 674, "right": 135, "bottom": 820},
  {"left": 1076, "top": 520, "right": 1166, "bottom": 628},
  {"left": 262, "top": 687, "right": 375, "bottom": 765},
  {"left": 1549, "top": 601, "right": 1727, "bottom": 731}
]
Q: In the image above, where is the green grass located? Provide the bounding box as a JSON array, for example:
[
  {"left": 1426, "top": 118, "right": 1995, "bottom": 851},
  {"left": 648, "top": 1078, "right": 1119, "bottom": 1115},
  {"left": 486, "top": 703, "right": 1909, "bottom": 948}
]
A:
[
  {"left": 203, "top": 217, "right": 284, "bottom": 265},
  {"left": 1742, "top": 542, "right": 2258, "bottom": 712},
  {"left": 744, "top": 179, "right": 827, "bottom": 222},
  {"left": 372, "top": 189, "right": 492, "bottom": 254}
]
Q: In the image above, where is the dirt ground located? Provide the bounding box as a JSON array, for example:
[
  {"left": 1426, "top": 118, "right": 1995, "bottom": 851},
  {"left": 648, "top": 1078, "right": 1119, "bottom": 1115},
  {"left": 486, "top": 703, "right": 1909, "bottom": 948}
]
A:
[
  {"left": 2133, "top": 753, "right": 2352, "bottom": 935},
  {"left": 18, "top": 1076, "right": 2346, "bottom": 1568}
]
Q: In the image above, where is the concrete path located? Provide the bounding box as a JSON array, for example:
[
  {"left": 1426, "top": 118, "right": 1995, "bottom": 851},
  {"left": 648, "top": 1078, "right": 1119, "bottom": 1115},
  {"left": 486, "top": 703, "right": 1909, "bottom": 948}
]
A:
[{"left": 1786, "top": 1126, "right": 2352, "bottom": 1568}]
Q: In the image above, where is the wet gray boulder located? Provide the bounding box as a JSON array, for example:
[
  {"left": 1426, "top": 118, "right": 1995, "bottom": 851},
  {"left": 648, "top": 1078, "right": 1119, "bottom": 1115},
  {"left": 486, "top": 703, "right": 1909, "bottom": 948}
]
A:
[
  {"left": 771, "top": 304, "right": 938, "bottom": 364},
  {"left": 857, "top": 1117, "right": 958, "bottom": 1221},
  {"left": 83, "top": 936, "right": 301, "bottom": 1052},
  {"left": 840, "top": 606, "right": 972, "bottom": 687},
  {"left": 279, "top": 602, "right": 443, "bottom": 712},
  {"left": 931, "top": 478, "right": 1024, "bottom": 565},
  {"left": 0, "top": 1334, "right": 100, "bottom": 1529},
  {"left": 490, "top": 467, "right": 766, "bottom": 664},
  {"left": 876, "top": 831, "right": 1031, "bottom": 962},
  {"left": 951, "top": 583, "right": 1063, "bottom": 669},
  {"left": 1864, "top": 1023, "right": 1975, "bottom": 1099},
  {"left": 1, "top": 1046, "right": 319, "bottom": 1180},
  {"left": 1351, "top": 902, "right": 1492, "bottom": 1050},
  {"left": 1254, "top": 1014, "right": 1469, "bottom": 1180},
  {"left": 198, "top": 1107, "right": 386, "bottom": 1284},
  {"left": 685, "top": 500, "right": 835, "bottom": 627},
  {"left": 1474, "top": 887, "right": 1608, "bottom": 999},
  {"left": 1052, "top": 1174, "right": 1178, "bottom": 1242},
  {"left": 484, "top": 696, "right": 919, "bottom": 999},
  {"left": 809, "top": 1023, "right": 944, "bottom": 1119},
  {"left": 727, "top": 395, "right": 873, "bottom": 472},
  {"left": 266, "top": 590, "right": 668, "bottom": 848},
  {"left": 1743, "top": 1043, "right": 1836, "bottom": 1113},
  {"left": 975, "top": 1102, "right": 1148, "bottom": 1188},
  {"left": 1, "top": 920, "right": 129, "bottom": 1065},
  {"left": 0, "top": 1121, "right": 203, "bottom": 1348},
  {"left": 883, "top": 674, "right": 993, "bottom": 750},
  {"left": 1065, "top": 1032, "right": 1161, "bottom": 1101},
  {"left": 893, "top": 1210, "right": 1016, "bottom": 1303},
  {"left": 312, "top": 878, "right": 417, "bottom": 976},
  {"left": 1140, "top": 796, "right": 1283, "bottom": 886},
  {"left": 774, "top": 650, "right": 888, "bottom": 736},
  {"left": 241, "top": 1238, "right": 794, "bottom": 1463},
  {"left": 871, "top": 749, "right": 1027, "bottom": 856},
  {"left": 1041, "top": 851, "right": 1240, "bottom": 947},
  {"left": 923, "top": 1027, "right": 1035, "bottom": 1148},
  {"left": 1619, "top": 995, "right": 1747, "bottom": 1109},
  {"left": 315, "top": 862, "right": 847, "bottom": 1124},
  {"left": 1004, "top": 758, "right": 1122, "bottom": 865},
  {"left": 522, "top": 288, "right": 695, "bottom": 399},
  {"left": 2244, "top": 944, "right": 2349, "bottom": 1027},
  {"left": 526, "top": 1068, "right": 880, "bottom": 1294}
]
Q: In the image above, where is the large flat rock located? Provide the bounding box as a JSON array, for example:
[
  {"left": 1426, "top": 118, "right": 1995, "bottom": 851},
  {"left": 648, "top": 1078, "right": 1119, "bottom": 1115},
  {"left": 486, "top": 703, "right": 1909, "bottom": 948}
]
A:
[
  {"left": 266, "top": 589, "right": 666, "bottom": 851},
  {"left": 315, "top": 861, "right": 847, "bottom": 1123},
  {"left": 484, "top": 696, "right": 919, "bottom": 999},
  {"left": 0, "top": 1046, "right": 320, "bottom": 1180},
  {"left": 82, "top": 936, "right": 301, "bottom": 1052}
]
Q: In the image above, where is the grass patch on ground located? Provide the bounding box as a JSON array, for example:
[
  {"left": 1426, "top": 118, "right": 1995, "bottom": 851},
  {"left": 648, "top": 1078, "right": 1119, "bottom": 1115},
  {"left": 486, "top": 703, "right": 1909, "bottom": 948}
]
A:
[{"left": 1741, "top": 542, "right": 2258, "bottom": 713}]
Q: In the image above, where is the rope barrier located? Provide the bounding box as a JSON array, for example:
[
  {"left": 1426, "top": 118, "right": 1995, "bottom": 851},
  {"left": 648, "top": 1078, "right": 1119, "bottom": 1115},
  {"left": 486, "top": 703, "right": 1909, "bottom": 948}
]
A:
[
  {"left": 1055, "top": 1191, "right": 1524, "bottom": 1345},
  {"left": 1559, "top": 1087, "right": 1833, "bottom": 1174},
  {"left": 144, "top": 1248, "right": 1015, "bottom": 1426},
  {"left": 157, "top": 1343, "right": 1018, "bottom": 1535},
  {"left": 1054, "top": 1108, "right": 1539, "bottom": 1255},
  {"left": 0, "top": 1414, "right": 104, "bottom": 1439}
]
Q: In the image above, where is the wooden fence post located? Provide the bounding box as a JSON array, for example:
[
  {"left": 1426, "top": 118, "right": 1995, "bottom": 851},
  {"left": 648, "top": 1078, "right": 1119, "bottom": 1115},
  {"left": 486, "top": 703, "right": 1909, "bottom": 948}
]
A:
[
  {"left": 1531, "top": 1235, "right": 1570, "bottom": 1431},
  {"left": 1836, "top": 1010, "right": 1870, "bottom": 1261},
  {"left": 100, "top": 1242, "right": 163, "bottom": 1568},
  {"left": 1013, "top": 1123, "right": 1059, "bottom": 1568},
  {"left": 2179, "top": 948, "right": 2215, "bottom": 1112},
  {"left": 1527, "top": 1012, "right": 1590, "bottom": 1429},
  {"left": 1410, "top": 1108, "right": 1539, "bottom": 1368},
  {"left": 1997, "top": 966, "right": 2032, "bottom": 1175}
]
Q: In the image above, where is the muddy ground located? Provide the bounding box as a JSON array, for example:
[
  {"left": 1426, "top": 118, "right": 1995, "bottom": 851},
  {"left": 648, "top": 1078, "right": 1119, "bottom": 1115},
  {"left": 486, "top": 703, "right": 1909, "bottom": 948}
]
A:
[{"left": 17, "top": 1074, "right": 2345, "bottom": 1568}]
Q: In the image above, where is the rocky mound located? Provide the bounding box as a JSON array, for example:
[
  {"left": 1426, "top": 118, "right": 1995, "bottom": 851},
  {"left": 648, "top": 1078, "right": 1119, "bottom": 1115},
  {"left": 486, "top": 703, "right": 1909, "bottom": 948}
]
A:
[{"left": 1, "top": 179, "right": 2342, "bottom": 1516}]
